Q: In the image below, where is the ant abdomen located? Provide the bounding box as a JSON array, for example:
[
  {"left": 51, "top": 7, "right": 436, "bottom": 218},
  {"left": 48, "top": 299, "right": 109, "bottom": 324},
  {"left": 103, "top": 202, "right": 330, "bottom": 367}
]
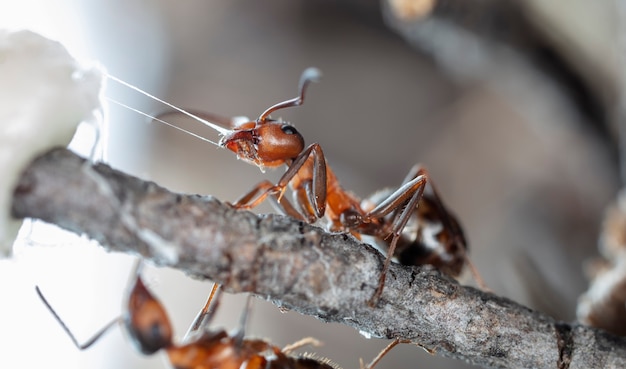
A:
[{"left": 125, "top": 275, "right": 173, "bottom": 355}]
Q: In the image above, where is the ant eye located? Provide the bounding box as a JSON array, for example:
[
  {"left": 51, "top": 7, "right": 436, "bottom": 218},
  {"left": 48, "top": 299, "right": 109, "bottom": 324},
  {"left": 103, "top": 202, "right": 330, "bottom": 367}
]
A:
[{"left": 281, "top": 124, "right": 299, "bottom": 135}]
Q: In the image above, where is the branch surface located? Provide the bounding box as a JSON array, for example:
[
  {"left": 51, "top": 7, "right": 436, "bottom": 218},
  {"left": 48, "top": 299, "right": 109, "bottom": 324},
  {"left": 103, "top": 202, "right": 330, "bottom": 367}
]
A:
[{"left": 11, "top": 148, "right": 626, "bottom": 369}]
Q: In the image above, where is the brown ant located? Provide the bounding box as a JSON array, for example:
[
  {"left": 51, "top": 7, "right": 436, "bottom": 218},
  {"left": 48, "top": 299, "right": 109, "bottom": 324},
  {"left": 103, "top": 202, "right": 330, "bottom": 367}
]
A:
[
  {"left": 177, "top": 68, "right": 481, "bottom": 304},
  {"left": 111, "top": 68, "right": 483, "bottom": 305},
  {"left": 36, "top": 262, "right": 351, "bottom": 369}
]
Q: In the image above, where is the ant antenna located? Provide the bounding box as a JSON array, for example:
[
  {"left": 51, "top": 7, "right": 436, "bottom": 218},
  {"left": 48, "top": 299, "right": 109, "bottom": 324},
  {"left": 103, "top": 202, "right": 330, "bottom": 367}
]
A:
[
  {"left": 35, "top": 286, "right": 121, "bottom": 350},
  {"left": 257, "top": 67, "right": 322, "bottom": 123},
  {"left": 105, "top": 73, "right": 230, "bottom": 136},
  {"left": 106, "top": 97, "right": 222, "bottom": 147},
  {"left": 232, "top": 295, "right": 255, "bottom": 347},
  {"left": 35, "top": 260, "right": 146, "bottom": 350},
  {"left": 182, "top": 283, "right": 222, "bottom": 341}
]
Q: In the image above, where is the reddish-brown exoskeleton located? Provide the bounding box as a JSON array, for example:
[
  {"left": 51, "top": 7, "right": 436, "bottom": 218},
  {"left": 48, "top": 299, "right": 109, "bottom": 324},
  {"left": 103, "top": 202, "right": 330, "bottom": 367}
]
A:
[
  {"left": 150, "top": 68, "right": 481, "bottom": 305},
  {"left": 36, "top": 262, "right": 343, "bottom": 369},
  {"left": 212, "top": 68, "right": 480, "bottom": 304}
]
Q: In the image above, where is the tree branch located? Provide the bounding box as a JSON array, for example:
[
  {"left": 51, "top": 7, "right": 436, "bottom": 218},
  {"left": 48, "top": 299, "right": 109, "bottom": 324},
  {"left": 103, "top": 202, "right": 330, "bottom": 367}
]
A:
[{"left": 11, "top": 148, "right": 626, "bottom": 369}]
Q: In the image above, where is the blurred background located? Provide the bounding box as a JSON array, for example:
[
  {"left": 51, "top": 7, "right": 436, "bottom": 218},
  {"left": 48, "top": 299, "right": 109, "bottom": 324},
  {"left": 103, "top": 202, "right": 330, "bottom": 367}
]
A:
[{"left": 0, "top": 1, "right": 623, "bottom": 368}]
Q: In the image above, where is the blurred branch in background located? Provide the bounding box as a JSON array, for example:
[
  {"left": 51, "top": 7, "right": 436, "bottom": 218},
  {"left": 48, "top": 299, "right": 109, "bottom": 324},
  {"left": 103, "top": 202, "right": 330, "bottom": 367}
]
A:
[
  {"left": 11, "top": 148, "right": 626, "bottom": 369},
  {"left": 380, "top": 0, "right": 626, "bottom": 337},
  {"left": 382, "top": 0, "right": 617, "bottom": 140}
]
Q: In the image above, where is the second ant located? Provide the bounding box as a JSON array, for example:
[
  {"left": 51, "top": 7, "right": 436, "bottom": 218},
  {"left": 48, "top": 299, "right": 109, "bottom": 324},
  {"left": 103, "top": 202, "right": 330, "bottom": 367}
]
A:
[{"left": 37, "top": 262, "right": 402, "bottom": 369}]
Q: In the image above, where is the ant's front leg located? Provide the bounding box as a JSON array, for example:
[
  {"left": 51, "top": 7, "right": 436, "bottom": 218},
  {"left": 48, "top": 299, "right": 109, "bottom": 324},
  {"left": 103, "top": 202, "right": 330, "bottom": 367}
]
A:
[
  {"left": 230, "top": 143, "right": 328, "bottom": 223},
  {"left": 229, "top": 180, "right": 306, "bottom": 221}
]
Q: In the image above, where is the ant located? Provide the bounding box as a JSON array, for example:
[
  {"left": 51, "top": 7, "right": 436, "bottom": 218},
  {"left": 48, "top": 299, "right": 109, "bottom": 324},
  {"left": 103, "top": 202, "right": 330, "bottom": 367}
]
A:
[
  {"left": 108, "top": 68, "right": 484, "bottom": 306},
  {"left": 176, "top": 68, "right": 481, "bottom": 303},
  {"left": 37, "top": 261, "right": 353, "bottom": 369}
]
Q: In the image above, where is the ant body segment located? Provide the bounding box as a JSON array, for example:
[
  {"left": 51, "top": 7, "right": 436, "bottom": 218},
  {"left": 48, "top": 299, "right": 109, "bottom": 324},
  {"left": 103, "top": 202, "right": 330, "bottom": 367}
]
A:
[{"left": 36, "top": 262, "right": 345, "bottom": 369}]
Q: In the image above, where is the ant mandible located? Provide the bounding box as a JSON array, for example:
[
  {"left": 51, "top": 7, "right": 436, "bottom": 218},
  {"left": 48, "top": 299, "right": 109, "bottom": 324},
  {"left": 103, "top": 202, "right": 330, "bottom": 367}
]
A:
[
  {"left": 36, "top": 261, "right": 348, "bottom": 369},
  {"left": 213, "top": 68, "right": 482, "bottom": 305}
]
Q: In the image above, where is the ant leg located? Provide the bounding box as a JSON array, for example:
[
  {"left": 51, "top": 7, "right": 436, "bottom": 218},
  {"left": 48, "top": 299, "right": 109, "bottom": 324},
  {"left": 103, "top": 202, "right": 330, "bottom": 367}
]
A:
[
  {"left": 35, "top": 286, "right": 122, "bottom": 350},
  {"left": 230, "top": 180, "right": 307, "bottom": 221},
  {"left": 273, "top": 143, "right": 327, "bottom": 217},
  {"left": 233, "top": 295, "right": 255, "bottom": 347},
  {"left": 257, "top": 68, "right": 322, "bottom": 122},
  {"left": 360, "top": 338, "right": 410, "bottom": 369},
  {"left": 182, "top": 283, "right": 222, "bottom": 341},
  {"left": 294, "top": 184, "right": 322, "bottom": 223},
  {"left": 464, "top": 254, "right": 490, "bottom": 291},
  {"left": 282, "top": 337, "right": 323, "bottom": 354},
  {"left": 230, "top": 180, "right": 277, "bottom": 209},
  {"left": 276, "top": 193, "right": 309, "bottom": 222},
  {"left": 232, "top": 143, "right": 328, "bottom": 219},
  {"left": 365, "top": 174, "right": 429, "bottom": 306}
]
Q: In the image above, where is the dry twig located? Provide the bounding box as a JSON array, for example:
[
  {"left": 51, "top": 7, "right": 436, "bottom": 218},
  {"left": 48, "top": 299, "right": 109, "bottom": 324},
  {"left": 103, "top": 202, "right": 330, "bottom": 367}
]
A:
[{"left": 11, "top": 148, "right": 626, "bottom": 369}]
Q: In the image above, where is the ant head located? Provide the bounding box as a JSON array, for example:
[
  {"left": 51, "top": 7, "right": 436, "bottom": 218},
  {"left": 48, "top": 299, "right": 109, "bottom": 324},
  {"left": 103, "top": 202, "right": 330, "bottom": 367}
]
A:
[
  {"left": 220, "top": 120, "right": 305, "bottom": 168},
  {"left": 219, "top": 68, "right": 320, "bottom": 169},
  {"left": 125, "top": 276, "right": 173, "bottom": 355}
]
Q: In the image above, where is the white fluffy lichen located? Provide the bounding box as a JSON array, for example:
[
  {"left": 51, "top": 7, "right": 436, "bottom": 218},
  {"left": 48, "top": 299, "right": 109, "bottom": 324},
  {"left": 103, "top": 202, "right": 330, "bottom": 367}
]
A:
[{"left": 0, "top": 29, "right": 103, "bottom": 257}]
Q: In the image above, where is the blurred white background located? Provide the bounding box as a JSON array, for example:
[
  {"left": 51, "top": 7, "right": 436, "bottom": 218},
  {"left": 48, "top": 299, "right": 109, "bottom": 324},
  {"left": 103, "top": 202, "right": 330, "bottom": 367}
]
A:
[{"left": 0, "top": 1, "right": 622, "bottom": 369}]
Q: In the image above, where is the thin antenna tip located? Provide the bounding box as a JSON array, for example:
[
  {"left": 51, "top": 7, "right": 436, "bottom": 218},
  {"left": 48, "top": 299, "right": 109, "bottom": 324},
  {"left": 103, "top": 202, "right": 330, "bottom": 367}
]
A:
[{"left": 302, "top": 67, "right": 323, "bottom": 83}]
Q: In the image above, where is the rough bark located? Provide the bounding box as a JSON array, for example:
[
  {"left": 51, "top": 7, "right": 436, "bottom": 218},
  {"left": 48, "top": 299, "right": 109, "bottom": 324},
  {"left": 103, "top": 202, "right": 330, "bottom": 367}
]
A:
[{"left": 9, "top": 148, "right": 626, "bottom": 369}]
